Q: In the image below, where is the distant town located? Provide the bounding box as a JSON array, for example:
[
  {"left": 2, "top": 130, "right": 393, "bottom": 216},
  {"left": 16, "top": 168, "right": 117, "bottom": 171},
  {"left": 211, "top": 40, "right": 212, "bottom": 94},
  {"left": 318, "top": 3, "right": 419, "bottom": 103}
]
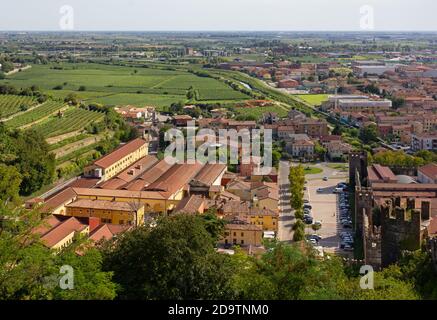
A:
[{"left": 1, "top": 30, "right": 437, "bottom": 301}]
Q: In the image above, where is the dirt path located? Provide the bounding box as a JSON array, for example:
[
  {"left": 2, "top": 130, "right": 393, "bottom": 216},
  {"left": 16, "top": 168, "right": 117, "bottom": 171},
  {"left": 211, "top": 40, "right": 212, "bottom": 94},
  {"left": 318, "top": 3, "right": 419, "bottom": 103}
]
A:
[
  {"left": 5, "top": 65, "right": 32, "bottom": 76},
  {"left": 46, "top": 130, "right": 82, "bottom": 145},
  {"left": 53, "top": 135, "right": 105, "bottom": 159},
  {"left": 0, "top": 102, "right": 43, "bottom": 122}
]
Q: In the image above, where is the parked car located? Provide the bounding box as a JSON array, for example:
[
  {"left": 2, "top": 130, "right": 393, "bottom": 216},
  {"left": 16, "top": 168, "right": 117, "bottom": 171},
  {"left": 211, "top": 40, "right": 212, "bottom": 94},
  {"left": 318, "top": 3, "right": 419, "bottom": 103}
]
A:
[
  {"left": 304, "top": 216, "right": 314, "bottom": 224},
  {"left": 323, "top": 177, "right": 329, "bottom": 181},
  {"left": 317, "top": 188, "right": 323, "bottom": 193}
]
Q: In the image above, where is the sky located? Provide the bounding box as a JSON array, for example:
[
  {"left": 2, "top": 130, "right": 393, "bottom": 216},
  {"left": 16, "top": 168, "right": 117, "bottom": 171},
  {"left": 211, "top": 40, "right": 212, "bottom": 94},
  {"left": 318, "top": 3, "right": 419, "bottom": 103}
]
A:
[{"left": 0, "top": 0, "right": 435, "bottom": 32}]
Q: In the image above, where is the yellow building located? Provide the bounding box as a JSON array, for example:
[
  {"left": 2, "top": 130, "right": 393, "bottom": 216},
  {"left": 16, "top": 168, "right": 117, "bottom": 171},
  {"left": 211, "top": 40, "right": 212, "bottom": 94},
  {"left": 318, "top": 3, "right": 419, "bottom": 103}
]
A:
[
  {"left": 84, "top": 138, "right": 148, "bottom": 182},
  {"left": 71, "top": 187, "right": 181, "bottom": 215},
  {"left": 220, "top": 223, "right": 263, "bottom": 247},
  {"left": 246, "top": 208, "right": 278, "bottom": 232},
  {"left": 66, "top": 199, "right": 145, "bottom": 226}
]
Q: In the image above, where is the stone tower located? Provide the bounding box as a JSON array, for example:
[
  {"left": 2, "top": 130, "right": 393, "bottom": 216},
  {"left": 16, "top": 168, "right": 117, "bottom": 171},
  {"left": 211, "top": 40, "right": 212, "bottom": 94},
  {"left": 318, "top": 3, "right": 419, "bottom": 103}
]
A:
[
  {"left": 380, "top": 198, "right": 422, "bottom": 268},
  {"left": 355, "top": 186, "right": 373, "bottom": 234},
  {"left": 363, "top": 213, "right": 382, "bottom": 270},
  {"left": 349, "top": 150, "right": 368, "bottom": 187}
]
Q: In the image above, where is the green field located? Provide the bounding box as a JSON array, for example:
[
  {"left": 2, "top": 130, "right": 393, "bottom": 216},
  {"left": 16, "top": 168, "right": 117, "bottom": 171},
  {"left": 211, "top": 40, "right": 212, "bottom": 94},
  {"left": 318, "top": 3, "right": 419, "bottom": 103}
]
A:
[
  {"left": 234, "top": 105, "right": 289, "bottom": 119},
  {"left": 0, "top": 95, "right": 37, "bottom": 119},
  {"left": 294, "top": 94, "right": 329, "bottom": 107},
  {"left": 303, "top": 166, "right": 323, "bottom": 175},
  {"left": 1, "top": 63, "right": 250, "bottom": 107},
  {"left": 32, "top": 107, "right": 105, "bottom": 138},
  {"left": 4, "top": 100, "right": 66, "bottom": 128}
]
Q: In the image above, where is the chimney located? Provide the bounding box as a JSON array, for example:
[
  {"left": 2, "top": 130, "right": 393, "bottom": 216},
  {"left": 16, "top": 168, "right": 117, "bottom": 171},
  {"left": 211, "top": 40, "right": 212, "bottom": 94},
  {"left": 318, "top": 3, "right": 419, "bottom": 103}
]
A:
[{"left": 89, "top": 217, "right": 101, "bottom": 232}]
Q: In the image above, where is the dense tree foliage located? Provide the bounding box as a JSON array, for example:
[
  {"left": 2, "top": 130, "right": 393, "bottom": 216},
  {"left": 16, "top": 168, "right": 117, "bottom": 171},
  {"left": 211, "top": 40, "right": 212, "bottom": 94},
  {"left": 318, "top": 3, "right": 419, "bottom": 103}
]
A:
[
  {"left": 0, "top": 125, "right": 55, "bottom": 196},
  {"left": 102, "top": 215, "right": 236, "bottom": 300},
  {"left": 0, "top": 204, "right": 116, "bottom": 300},
  {"left": 359, "top": 123, "right": 379, "bottom": 144},
  {"left": 373, "top": 150, "right": 425, "bottom": 169}
]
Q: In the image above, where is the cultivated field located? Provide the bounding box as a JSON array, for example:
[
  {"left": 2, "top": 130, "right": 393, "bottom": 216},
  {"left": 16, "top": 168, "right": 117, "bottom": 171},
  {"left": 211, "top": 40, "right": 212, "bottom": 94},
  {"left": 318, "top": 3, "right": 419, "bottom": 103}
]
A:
[
  {"left": 4, "top": 100, "right": 66, "bottom": 128},
  {"left": 31, "top": 107, "right": 105, "bottom": 138},
  {"left": 1, "top": 63, "right": 250, "bottom": 107},
  {"left": 294, "top": 94, "right": 329, "bottom": 106},
  {"left": 0, "top": 95, "right": 37, "bottom": 119}
]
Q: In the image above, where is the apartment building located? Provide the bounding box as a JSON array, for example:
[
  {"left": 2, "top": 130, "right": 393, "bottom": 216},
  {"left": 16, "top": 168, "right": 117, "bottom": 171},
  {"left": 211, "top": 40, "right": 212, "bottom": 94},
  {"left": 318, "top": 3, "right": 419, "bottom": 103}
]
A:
[
  {"left": 65, "top": 199, "right": 145, "bottom": 226},
  {"left": 411, "top": 133, "right": 437, "bottom": 151},
  {"left": 84, "top": 138, "right": 148, "bottom": 182},
  {"left": 220, "top": 223, "right": 263, "bottom": 247}
]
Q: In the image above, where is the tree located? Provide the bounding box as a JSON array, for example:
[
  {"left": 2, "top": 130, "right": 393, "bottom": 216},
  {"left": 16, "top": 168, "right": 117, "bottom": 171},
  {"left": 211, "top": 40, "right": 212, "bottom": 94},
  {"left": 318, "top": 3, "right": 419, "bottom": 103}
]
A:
[
  {"left": 289, "top": 165, "right": 305, "bottom": 211},
  {"left": 292, "top": 220, "right": 306, "bottom": 241},
  {"left": 64, "top": 93, "right": 79, "bottom": 105},
  {"left": 360, "top": 123, "right": 378, "bottom": 144},
  {"left": 78, "top": 85, "right": 87, "bottom": 92},
  {"left": 200, "top": 208, "right": 225, "bottom": 241},
  {"left": 332, "top": 124, "right": 343, "bottom": 136},
  {"left": 101, "top": 215, "right": 236, "bottom": 300},
  {"left": 0, "top": 164, "right": 22, "bottom": 204},
  {"left": 0, "top": 128, "right": 55, "bottom": 196}
]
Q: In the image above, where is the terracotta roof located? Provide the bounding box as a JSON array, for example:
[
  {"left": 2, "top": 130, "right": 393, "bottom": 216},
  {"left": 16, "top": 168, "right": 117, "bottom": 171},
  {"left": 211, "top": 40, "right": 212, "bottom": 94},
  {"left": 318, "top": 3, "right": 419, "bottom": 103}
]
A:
[
  {"left": 124, "top": 159, "right": 175, "bottom": 191},
  {"left": 225, "top": 223, "right": 263, "bottom": 231},
  {"left": 66, "top": 199, "right": 138, "bottom": 212},
  {"left": 145, "top": 163, "right": 203, "bottom": 194},
  {"left": 72, "top": 187, "right": 168, "bottom": 200},
  {"left": 223, "top": 201, "right": 250, "bottom": 215},
  {"left": 89, "top": 224, "right": 130, "bottom": 242},
  {"left": 174, "top": 195, "right": 205, "bottom": 214},
  {"left": 367, "top": 164, "right": 397, "bottom": 183},
  {"left": 227, "top": 179, "right": 251, "bottom": 191},
  {"left": 191, "top": 164, "right": 227, "bottom": 186},
  {"left": 428, "top": 217, "right": 437, "bottom": 235},
  {"left": 419, "top": 163, "right": 437, "bottom": 180},
  {"left": 173, "top": 115, "right": 193, "bottom": 120},
  {"left": 41, "top": 187, "right": 77, "bottom": 213},
  {"left": 219, "top": 191, "right": 240, "bottom": 201},
  {"left": 32, "top": 215, "right": 67, "bottom": 236},
  {"left": 94, "top": 138, "right": 147, "bottom": 169},
  {"left": 68, "top": 178, "right": 100, "bottom": 188},
  {"left": 40, "top": 217, "right": 88, "bottom": 248},
  {"left": 116, "top": 155, "right": 158, "bottom": 182},
  {"left": 98, "top": 178, "right": 128, "bottom": 190}
]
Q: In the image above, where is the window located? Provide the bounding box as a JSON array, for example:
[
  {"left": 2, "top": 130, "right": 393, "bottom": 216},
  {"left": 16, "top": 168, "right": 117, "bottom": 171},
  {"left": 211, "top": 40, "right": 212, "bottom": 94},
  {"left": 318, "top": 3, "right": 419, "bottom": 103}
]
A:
[
  {"left": 233, "top": 232, "right": 236, "bottom": 236},
  {"left": 241, "top": 240, "right": 244, "bottom": 245},
  {"left": 241, "top": 232, "right": 244, "bottom": 236},
  {"left": 233, "top": 239, "right": 237, "bottom": 244}
]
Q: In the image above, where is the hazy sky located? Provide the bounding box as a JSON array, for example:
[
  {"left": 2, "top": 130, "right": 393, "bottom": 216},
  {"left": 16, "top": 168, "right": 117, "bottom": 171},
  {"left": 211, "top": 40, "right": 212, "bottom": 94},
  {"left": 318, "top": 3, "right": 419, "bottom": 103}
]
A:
[{"left": 0, "top": 0, "right": 435, "bottom": 31}]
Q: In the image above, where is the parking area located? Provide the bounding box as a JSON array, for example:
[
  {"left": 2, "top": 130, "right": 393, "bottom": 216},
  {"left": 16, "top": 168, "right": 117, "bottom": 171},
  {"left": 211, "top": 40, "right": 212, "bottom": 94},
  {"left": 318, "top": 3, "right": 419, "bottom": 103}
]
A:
[{"left": 304, "top": 177, "right": 353, "bottom": 257}]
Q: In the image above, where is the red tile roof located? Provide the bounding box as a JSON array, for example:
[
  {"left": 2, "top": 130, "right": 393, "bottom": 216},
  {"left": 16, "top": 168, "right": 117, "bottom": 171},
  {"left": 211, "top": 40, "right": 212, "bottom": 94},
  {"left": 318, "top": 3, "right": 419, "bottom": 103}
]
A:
[
  {"left": 40, "top": 217, "right": 88, "bottom": 248},
  {"left": 94, "top": 138, "right": 147, "bottom": 169},
  {"left": 419, "top": 163, "right": 437, "bottom": 180}
]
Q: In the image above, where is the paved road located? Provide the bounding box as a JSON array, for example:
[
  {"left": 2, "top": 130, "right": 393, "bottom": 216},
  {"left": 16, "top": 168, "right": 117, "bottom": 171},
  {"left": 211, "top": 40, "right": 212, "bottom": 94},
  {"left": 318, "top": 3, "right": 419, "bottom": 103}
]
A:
[{"left": 278, "top": 161, "right": 294, "bottom": 242}]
